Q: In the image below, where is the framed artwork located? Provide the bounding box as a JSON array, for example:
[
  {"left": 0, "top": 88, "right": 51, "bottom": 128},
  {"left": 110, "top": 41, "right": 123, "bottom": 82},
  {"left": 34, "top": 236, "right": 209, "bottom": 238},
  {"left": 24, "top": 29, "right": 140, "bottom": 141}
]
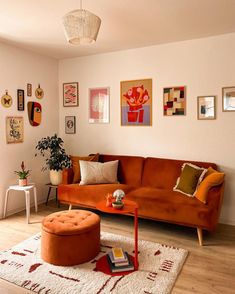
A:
[
  {"left": 197, "top": 96, "right": 216, "bottom": 120},
  {"left": 27, "top": 83, "right": 32, "bottom": 96},
  {"left": 163, "top": 86, "right": 186, "bottom": 116},
  {"left": 65, "top": 116, "right": 76, "bottom": 134},
  {"left": 222, "top": 86, "right": 235, "bottom": 112},
  {"left": 6, "top": 116, "right": 24, "bottom": 144},
  {"left": 17, "top": 89, "right": 25, "bottom": 111},
  {"left": 63, "top": 82, "right": 79, "bottom": 107},
  {"left": 89, "top": 87, "right": 109, "bottom": 123},
  {"left": 120, "top": 79, "right": 152, "bottom": 126},
  {"left": 1, "top": 90, "right": 12, "bottom": 108}
]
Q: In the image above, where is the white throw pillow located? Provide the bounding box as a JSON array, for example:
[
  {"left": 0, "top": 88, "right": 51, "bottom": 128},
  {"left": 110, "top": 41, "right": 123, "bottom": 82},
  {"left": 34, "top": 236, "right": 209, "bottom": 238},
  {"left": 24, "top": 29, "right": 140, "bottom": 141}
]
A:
[{"left": 79, "top": 160, "right": 119, "bottom": 185}]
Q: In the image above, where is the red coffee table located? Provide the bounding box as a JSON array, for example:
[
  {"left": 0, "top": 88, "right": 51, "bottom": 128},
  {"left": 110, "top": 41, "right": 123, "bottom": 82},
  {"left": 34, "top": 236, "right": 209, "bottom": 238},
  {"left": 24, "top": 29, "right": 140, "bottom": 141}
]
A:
[{"left": 95, "top": 199, "right": 138, "bottom": 276}]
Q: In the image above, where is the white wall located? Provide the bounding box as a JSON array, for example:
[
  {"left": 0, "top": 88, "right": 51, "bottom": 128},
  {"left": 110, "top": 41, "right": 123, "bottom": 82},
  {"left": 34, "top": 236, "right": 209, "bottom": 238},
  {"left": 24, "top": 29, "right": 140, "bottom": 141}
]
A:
[
  {"left": 59, "top": 33, "right": 235, "bottom": 225},
  {"left": 0, "top": 42, "right": 58, "bottom": 218}
]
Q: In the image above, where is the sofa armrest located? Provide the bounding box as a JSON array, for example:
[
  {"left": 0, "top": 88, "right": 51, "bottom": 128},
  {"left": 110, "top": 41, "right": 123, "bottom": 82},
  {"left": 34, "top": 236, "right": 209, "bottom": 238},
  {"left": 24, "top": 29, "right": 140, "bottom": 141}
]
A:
[{"left": 62, "top": 168, "right": 74, "bottom": 184}]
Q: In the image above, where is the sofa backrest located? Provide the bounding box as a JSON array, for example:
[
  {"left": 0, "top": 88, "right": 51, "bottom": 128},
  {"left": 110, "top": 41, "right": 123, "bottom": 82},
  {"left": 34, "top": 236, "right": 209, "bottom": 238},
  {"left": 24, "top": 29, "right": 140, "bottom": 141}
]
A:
[
  {"left": 99, "top": 154, "right": 144, "bottom": 186},
  {"left": 142, "top": 157, "right": 217, "bottom": 189}
]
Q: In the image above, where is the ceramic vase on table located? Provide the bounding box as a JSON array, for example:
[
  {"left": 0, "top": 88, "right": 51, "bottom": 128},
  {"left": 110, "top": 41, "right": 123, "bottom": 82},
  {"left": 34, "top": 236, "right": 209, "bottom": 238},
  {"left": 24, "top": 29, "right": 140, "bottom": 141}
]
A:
[
  {"left": 19, "top": 179, "right": 28, "bottom": 186},
  {"left": 49, "top": 170, "right": 62, "bottom": 185}
]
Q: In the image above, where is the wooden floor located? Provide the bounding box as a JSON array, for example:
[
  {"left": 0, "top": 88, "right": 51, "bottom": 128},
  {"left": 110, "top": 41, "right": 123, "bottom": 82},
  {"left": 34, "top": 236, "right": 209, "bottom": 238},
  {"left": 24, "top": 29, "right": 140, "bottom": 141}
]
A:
[{"left": 0, "top": 201, "right": 235, "bottom": 294}]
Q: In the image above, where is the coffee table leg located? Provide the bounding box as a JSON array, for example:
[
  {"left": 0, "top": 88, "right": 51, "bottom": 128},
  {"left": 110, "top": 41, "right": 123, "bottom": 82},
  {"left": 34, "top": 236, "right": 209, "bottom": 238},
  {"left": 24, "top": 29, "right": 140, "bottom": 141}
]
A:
[{"left": 134, "top": 207, "right": 138, "bottom": 270}]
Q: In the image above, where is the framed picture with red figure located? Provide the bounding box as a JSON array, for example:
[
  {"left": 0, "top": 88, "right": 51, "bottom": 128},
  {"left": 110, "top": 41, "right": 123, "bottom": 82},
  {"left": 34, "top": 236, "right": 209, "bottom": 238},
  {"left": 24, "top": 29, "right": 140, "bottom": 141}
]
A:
[
  {"left": 89, "top": 87, "right": 109, "bottom": 123},
  {"left": 63, "top": 82, "right": 79, "bottom": 107},
  {"left": 120, "top": 79, "right": 152, "bottom": 126}
]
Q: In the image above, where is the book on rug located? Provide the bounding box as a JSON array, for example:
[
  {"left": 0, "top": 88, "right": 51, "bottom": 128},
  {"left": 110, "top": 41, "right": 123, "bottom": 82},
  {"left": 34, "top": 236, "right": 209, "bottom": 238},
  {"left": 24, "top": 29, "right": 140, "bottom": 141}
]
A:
[
  {"left": 108, "top": 251, "right": 129, "bottom": 266},
  {"left": 111, "top": 247, "right": 126, "bottom": 261},
  {"left": 107, "top": 252, "right": 134, "bottom": 273}
]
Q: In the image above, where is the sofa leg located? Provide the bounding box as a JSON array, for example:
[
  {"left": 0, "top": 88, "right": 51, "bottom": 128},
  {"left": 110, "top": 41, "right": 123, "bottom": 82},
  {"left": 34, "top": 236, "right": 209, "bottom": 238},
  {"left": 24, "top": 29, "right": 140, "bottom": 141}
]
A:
[
  {"left": 197, "top": 227, "right": 203, "bottom": 246},
  {"left": 69, "top": 204, "right": 72, "bottom": 210}
]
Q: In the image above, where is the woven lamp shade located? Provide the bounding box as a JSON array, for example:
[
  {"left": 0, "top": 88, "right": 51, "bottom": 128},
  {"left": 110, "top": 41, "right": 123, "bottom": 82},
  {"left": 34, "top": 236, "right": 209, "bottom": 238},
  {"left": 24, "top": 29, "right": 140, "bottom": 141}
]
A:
[{"left": 63, "top": 9, "right": 101, "bottom": 45}]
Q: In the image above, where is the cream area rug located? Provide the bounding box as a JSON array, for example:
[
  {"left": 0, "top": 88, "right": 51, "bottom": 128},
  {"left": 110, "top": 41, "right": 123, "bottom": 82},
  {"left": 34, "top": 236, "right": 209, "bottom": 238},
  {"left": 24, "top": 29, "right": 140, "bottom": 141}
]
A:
[{"left": 0, "top": 232, "right": 188, "bottom": 294}]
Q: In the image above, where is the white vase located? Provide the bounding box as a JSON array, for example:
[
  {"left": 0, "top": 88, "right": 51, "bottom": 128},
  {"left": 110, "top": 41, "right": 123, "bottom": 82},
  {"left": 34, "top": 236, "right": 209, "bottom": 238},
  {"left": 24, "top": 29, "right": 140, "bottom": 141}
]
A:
[
  {"left": 49, "top": 169, "right": 62, "bottom": 186},
  {"left": 19, "top": 179, "right": 28, "bottom": 186}
]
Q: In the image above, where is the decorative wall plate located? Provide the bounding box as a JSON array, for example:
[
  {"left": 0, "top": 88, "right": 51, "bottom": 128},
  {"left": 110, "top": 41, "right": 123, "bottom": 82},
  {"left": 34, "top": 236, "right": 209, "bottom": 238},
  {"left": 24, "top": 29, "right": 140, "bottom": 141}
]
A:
[
  {"left": 35, "top": 84, "right": 44, "bottom": 99},
  {"left": 1, "top": 90, "right": 13, "bottom": 108},
  {"left": 27, "top": 101, "right": 42, "bottom": 126}
]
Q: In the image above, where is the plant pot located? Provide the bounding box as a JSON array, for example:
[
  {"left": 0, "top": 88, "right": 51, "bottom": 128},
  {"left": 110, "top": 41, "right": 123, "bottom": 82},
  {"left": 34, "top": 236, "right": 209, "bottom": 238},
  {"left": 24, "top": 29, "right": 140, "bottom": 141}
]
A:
[
  {"left": 19, "top": 179, "right": 28, "bottom": 186},
  {"left": 49, "top": 169, "right": 62, "bottom": 186}
]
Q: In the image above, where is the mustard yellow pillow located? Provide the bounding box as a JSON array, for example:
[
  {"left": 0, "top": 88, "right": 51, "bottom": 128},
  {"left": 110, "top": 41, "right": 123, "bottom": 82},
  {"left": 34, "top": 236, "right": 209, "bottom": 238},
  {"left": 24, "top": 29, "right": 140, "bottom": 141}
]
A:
[
  {"left": 70, "top": 153, "right": 99, "bottom": 183},
  {"left": 195, "top": 167, "right": 225, "bottom": 204}
]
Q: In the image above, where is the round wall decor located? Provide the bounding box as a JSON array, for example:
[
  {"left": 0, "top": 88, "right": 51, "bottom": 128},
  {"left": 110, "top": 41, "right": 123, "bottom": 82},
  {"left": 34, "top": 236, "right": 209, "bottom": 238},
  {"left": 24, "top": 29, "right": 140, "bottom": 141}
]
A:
[
  {"left": 35, "top": 84, "right": 44, "bottom": 99},
  {"left": 1, "top": 90, "right": 13, "bottom": 108}
]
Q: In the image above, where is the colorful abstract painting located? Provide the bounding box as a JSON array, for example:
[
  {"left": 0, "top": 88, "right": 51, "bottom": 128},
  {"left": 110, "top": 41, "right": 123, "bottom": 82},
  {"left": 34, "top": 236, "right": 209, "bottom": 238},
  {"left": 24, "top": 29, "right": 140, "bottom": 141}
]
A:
[
  {"left": 63, "top": 82, "right": 78, "bottom": 107},
  {"left": 89, "top": 87, "right": 109, "bottom": 123},
  {"left": 121, "top": 79, "right": 152, "bottom": 126},
  {"left": 6, "top": 116, "right": 23, "bottom": 144},
  {"left": 163, "top": 86, "right": 186, "bottom": 116},
  {"left": 27, "top": 101, "right": 42, "bottom": 126}
]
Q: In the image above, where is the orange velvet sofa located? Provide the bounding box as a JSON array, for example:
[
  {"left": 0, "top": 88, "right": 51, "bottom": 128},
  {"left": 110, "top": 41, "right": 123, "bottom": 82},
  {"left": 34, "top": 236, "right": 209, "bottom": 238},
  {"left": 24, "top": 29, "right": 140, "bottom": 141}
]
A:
[{"left": 58, "top": 154, "right": 225, "bottom": 245}]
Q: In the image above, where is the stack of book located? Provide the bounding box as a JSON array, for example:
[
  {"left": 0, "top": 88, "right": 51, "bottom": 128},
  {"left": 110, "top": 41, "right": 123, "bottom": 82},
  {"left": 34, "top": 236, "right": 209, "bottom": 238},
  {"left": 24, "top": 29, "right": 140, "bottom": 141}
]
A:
[{"left": 107, "top": 247, "right": 134, "bottom": 273}]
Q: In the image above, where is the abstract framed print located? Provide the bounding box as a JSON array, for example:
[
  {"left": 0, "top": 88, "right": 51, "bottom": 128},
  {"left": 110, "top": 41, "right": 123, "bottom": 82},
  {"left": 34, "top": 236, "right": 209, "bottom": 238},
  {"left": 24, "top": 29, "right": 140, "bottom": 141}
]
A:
[
  {"left": 222, "top": 86, "right": 235, "bottom": 112},
  {"left": 17, "top": 89, "right": 25, "bottom": 111},
  {"left": 6, "top": 116, "right": 24, "bottom": 144},
  {"left": 121, "top": 79, "right": 152, "bottom": 126},
  {"left": 197, "top": 96, "right": 216, "bottom": 120},
  {"left": 89, "top": 87, "right": 109, "bottom": 123},
  {"left": 63, "top": 82, "right": 79, "bottom": 107},
  {"left": 163, "top": 86, "right": 186, "bottom": 116},
  {"left": 65, "top": 116, "right": 76, "bottom": 134}
]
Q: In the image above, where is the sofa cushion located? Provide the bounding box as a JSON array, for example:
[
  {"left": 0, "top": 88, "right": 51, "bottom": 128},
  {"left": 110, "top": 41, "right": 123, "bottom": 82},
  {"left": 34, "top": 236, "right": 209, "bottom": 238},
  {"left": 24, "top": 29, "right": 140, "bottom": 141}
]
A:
[
  {"left": 79, "top": 160, "right": 119, "bottom": 185},
  {"left": 70, "top": 153, "right": 99, "bottom": 183},
  {"left": 141, "top": 157, "right": 217, "bottom": 189},
  {"left": 173, "top": 163, "right": 207, "bottom": 196},
  {"left": 58, "top": 183, "right": 135, "bottom": 208},
  {"left": 195, "top": 167, "right": 225, "bottom": 204},
  {"left": 126, "top": 187, "right": 219, "bottom": 230},
  {"left": 99, "top": 154, "right": 144, "bottom": 186}
]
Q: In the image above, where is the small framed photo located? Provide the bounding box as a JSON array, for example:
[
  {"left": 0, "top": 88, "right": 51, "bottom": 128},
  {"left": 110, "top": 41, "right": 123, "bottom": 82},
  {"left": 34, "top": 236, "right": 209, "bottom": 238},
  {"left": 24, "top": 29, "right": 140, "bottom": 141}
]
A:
[
  {"left": 17, "top": 89, "right": 24, "bottom": 111},
  {"left": 6, "top": 116, "right": 24, "bottom": 144},
  {"left": 65, "top": 116, "right": 76, "bottom": 134},
  {"left": 63, "top": 82, "right": 79, "bottom": 107},
  {"left": 197, "top": 96, "right": 216, "bottom": 120},
  {"left": 89, "top": 87, "right": 110, "bottom": 123},
  {"left": 27, "top": 83, "right": 32, "bottom": 96},
  {"left": 222, "top": 87, "right": 235, "bottom": 112}
]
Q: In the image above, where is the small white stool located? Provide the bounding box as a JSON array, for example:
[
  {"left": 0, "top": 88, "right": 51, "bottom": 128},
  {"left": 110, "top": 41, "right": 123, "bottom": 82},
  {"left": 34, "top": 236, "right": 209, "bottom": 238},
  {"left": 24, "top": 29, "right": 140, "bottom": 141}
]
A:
[{"left": 3, "top": 184, "right": 38, "bottom": 224}]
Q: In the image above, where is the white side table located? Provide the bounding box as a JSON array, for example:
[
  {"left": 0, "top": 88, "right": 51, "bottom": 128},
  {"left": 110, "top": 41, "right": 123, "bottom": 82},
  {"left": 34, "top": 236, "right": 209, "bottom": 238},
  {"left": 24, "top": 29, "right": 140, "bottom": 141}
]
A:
[{"left": 3, "top": 184, "right": 38, "bottom": 224}]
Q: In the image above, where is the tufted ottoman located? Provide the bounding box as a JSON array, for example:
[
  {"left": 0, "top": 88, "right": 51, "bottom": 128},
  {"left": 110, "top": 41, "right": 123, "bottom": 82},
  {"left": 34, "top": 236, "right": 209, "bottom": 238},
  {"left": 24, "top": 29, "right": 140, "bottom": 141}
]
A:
[{"left": 41, "top": 210, "right": 100, "bottom": 266}]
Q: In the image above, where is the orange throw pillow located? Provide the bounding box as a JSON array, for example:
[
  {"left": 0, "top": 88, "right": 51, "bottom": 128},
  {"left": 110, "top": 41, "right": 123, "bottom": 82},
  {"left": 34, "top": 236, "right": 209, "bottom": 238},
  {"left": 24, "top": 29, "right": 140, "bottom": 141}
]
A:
[
  {"left": 70, "top": 154, "right": 99, "bottom": 183},
  {"left": 195, "top": 167, "right": 225, "bottom": 204}
]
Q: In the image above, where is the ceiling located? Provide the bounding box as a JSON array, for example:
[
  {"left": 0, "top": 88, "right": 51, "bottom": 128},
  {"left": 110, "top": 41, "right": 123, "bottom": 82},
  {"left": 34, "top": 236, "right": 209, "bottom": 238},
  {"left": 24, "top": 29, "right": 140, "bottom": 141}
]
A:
[{"left": 0, "top": 0, "right": 235, "bottom": 59}]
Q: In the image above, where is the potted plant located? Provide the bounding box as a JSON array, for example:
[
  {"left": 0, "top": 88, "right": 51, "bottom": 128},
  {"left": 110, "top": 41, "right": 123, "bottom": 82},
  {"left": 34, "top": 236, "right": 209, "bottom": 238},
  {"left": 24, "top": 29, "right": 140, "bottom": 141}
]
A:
[
  {"left": 35, "top": 134, "right": 71, "bottom": 185},
  {"left": 14, "top": 161, "right": 30, "bottom": 186}
]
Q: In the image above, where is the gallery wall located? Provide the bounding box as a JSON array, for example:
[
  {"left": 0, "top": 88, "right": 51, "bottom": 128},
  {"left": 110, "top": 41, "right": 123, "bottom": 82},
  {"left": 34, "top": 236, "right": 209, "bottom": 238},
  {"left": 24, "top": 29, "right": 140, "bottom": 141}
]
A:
[
  {"left": 59, "top": 33, "right": 235, "bottom": 225},
  {"left": 0, "top": 42, "right": 59, "bottom": 218}
]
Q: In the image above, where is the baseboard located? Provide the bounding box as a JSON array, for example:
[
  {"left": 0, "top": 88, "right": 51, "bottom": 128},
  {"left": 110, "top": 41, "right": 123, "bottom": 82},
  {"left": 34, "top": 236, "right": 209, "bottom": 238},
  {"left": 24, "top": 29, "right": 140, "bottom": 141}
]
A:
[
  {"left": 0, "top": 197, "right": 54, "bottom": 220},
  {"left": 219, "top": 218, "right": 235, "bottom": 226}
]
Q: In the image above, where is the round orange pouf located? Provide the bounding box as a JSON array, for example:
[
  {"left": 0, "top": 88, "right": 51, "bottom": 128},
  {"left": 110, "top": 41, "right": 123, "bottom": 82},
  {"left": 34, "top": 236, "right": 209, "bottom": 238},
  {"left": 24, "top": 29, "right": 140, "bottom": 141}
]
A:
[{"left": 41, "top": 210, "right": 100, "bottom": 266}]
